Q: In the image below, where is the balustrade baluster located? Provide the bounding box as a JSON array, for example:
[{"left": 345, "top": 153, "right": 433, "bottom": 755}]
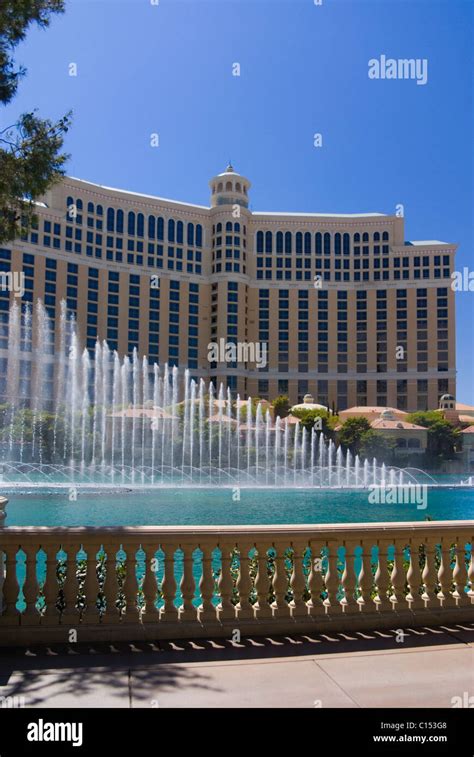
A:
[
  {"left": 272, "top": 542, "right": 291, "bottom": 618},
  {"left": 421, "top": 537, "right": 439, "bottom": 608},
  {"left": 21, "top": 545, "right": 39, "bottom": 625},
  {"left": 358, "top": 541, "right": 375, "bottom": 612},
  {"left": 180, "top": 544, "right": 197, "bottom": 621},
  {"left": 217, "top": 542, "right": 237, "bottom": 621},
  {"left": 452, "top": 540, "right": 469, "bottom": 607},
  {"left": 42, "top": 543, "right": 60, "bottom": 625},
  {"left": 307, "top": 540, "right": 325, "bottom": 616},
  {"left": 1, "top": 546, "right": 19, "bottom": 621},
  {"left": 468, "top": 542, "right": 474, "bottom": 601},
  {"left": 103, "top": 544, "right": 120, "bottom": 624},
  {"left": 82, "top": 544, "right": 100, "bottom": 625},
  {"left": 437, "top": 539, "right": 456, "bottom": 608},
  {"left": 341, "top": 540, "right": 358, "bottom": 614},
  {"left": 61, "top": 546, "right": 80, "bottom": 627},
  {"left": 255, "top": 543, "right": 273, "bottom": 619},
  {"left": 289, "top": 541, "right": 309, "bottom": 617},
  {"left": 123, "top": 545, "right": 139, "bottom": 623},
  {"left": 236, "top": 542, "right": 255, "bottom": 621},
  {"left": 374, "top": 539, "right": 392, "bottom": 613},
  {"left": 199, "top": 544, "right": 217, "bottom": 622},
  {"left": 390, "top": 540, "right": 408, "bottom": 610},
  {"left": 323, "top": 541, "right": 342, "bottom": 615},
  {"left": 141, "top": 543, "right": 159, "bottom": 623},
  {"left": 406, "top": 538, "right": 424, "bottom": 611},
  {"left": 160, "top": 544, "right": 179, "bottom": 621}
]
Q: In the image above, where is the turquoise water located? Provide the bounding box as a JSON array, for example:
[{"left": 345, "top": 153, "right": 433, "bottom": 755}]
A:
[{"left": 3, "top": 486, "right": 474, "bottom": 526}]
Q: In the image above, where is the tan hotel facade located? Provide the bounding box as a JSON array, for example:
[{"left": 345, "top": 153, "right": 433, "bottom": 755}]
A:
[{"left": 0, "top": 164, "right": 456, "bottom": 411}]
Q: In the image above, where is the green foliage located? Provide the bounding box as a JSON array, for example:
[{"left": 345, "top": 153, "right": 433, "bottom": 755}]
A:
[
  {"left": 338, "top": 417, "right": 372, "bottom": 453},
  {"left": 338, "top": 417, "right": 398, "bottom": 463},
  {"left": 405, "top": 410, "right": 443, "bottom": 428},
  {"left": 426, "top": 420, "right": 460, "bottom": 461},
  {"left": 358, "top": 430, "right": 397, "bottom": 464},
  {"left": 0, "top": 0, "right": 71, "bottom": 243},
  {"left": 0, "top": 1, "right": 65, "bottom": 103},
  {"left": 289, "top": 407, "right": 338, "bottom": 436},
  {"left": 271, "top": 394, "right": 289, "bottom": 419}
]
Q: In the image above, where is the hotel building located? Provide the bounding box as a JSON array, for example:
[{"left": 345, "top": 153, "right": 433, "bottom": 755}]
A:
[{"left": 0, "top": 164, "right": 456, "bottom": 411}]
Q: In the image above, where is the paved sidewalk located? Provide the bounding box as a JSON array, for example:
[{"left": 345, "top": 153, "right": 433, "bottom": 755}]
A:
[{"left": 0, "top": 623, "right": 473, "bottom": 708}]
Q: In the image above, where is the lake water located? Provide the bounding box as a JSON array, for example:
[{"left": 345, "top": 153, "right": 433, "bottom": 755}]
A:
[{"left": 3, "top": 486, "right": 474, "bottom": 527}]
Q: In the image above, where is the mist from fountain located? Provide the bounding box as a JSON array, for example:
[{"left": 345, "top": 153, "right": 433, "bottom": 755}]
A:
[{"left": 0, "top": 298, "right": 432, "bottom": 488}]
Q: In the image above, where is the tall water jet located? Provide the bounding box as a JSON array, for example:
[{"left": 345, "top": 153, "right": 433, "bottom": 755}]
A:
[
  {"left": 0, "top": 298, "right": 416, "bottom": 491},
  {"left": 6, "top": 300, "right": 20, "bottom": 456},
  {"left": 181, "top": 368, "right": 190, "bottom": 482}
]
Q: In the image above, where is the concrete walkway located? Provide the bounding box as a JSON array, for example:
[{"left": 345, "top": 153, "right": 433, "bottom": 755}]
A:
[{"left": 1, "top": 623, "right": 473, "bottom": 708}]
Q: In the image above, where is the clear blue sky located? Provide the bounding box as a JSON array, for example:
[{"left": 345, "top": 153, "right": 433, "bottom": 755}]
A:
[{"left": 5, "top": 0, "right": 474, "bottom": 402}]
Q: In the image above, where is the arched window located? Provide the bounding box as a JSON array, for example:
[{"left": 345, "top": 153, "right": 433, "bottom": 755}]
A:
[
  {"left": 408, "top": 438, "right": 421, "bottom": 449},
  {"left": 148, "top": 216, "right": 155, "bottom": 239},
  {"left": 217, "top": 182, "right": 223, "bottom": 192},
  {"left": 196, "top": 224, "right": 202, "bottom": 247},
  {"left": 276, "top": 232, "right": 283, "bottom": 253},
  {"left": 236, "top": 182, "right": 241, "bottom": 192},
  {"left": 87, "top": 202, "right": 94, "bottom": 214},
  {"left": 177, "top": 220, "right": 183, "bottom": 243},
  {"left": 243, "top": 186, "right": 247, "bottom": 195},
  {"left": 97, "top": 204, "right": 103, "bottom": 216},
  {"left": 168, "top": 219, "right": 175, "bottom": 242},
  {"left": 76, "top": 199, "right": 83, "bottom": 210},
  {"left": 226, "top": 221, "right": 232, "bottom": 231},
  {"left": 128, "top": 211, "right": 135, "bottom": 236},
  {"left": 225, "top": 181, "right": 232, "bottom": 191},
  {"left": 354, "top": 233, "right": 360, "bottom": 243},
  {"left": 362, "top": 232, "right": 369, "bottom": 242},
  {"left": 373, "top": 231, "right": 380, "bottom": 241},
  {"left": 116, "top": 210, "right": 124, "bottom": 233},
  {"left": 382, "top": 231, "right": 389, "bottom": 241},
  {"left": 216, "top": 223, "right": 222, "bottom": 233},
  {"left": 304, "top": 232, "right": 311, "bottom": 254},
  {"left": 137, "top": 213, "right": 144, "bottom": 237},
  {"left": 234, "top": 222, "right": 240, "bottom": 232},
  {"left": 256, "top": 231, "right": 264, "bottom": 253},
  {"left": 284, "top": 231, "right": 292, "bottom": 254},
  {"left": 187, "top": 223, "right": 194, "bottom": 245},
  {"left": 324, "top": 233, "right": 331, "bottom": 254},
  {"left": 315, "top": 233, "right": 322, "bottom": 254},
  {"left": 396, "top": 438, "right": 407, "bottom": 448},
  {"left": 343, "top": 233, "right": 350, "bottom": 254},
  {"left": 265, "top": 231, "right": 272, "bottom": 253},
  {"left": 335, "top": 233, "right": 341, "bottom": 254},
  {"left": 107, "top": 208, "right": 115, "bottom": 232},
  {"left": 67, "top": 195, "right": 74, "bottom": 210},
  {"left": 296, "top": 232, "right": 303, "bottom": 254},
  {"left": 157, "top": 217, "right": 164, "bottom": 240}
]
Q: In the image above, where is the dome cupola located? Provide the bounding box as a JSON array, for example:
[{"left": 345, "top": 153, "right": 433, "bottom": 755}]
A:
[{"left": 209, "top": 164, "right": 251, "bottom": 209}]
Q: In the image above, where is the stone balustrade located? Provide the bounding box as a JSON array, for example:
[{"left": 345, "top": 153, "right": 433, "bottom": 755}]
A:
[{"left": 0, "top": 521, "right": 473, "bottom": 645}]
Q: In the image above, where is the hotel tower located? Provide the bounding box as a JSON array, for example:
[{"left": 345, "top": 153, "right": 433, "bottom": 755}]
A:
[{"left": 0, "top": 164, "right": 456, "bottom": 411}]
